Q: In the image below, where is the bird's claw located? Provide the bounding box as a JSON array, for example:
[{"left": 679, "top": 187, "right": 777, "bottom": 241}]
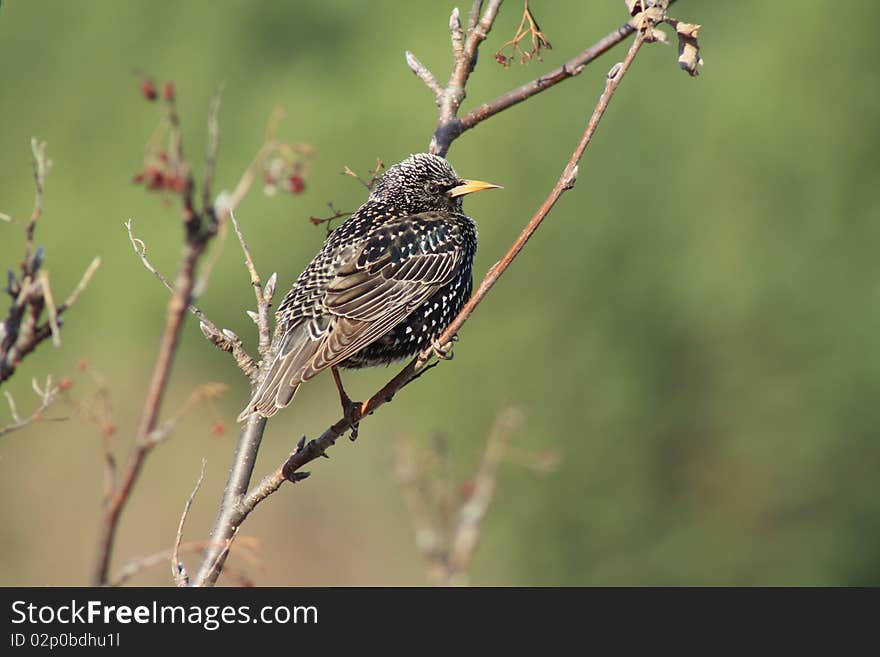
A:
[
  {"left": 430, "top": 337, "right": 455, "bottom": 361},
  {"left": 342, "top": 398, "right": 362, "bottom": 442}
]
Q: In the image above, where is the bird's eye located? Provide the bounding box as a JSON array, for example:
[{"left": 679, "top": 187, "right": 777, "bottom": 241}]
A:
[{"left": 425, "top": 181, "right": 440, "bottom": 195}]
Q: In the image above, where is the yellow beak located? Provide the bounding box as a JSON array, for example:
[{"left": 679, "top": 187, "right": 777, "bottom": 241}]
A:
[{"left": 448, "top": 179, "right": 503, "bottom": 198}]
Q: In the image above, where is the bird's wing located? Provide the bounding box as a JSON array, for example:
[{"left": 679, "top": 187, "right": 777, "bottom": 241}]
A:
[{"left": 239, "top": 212, "right": 465, "bottom": 420}]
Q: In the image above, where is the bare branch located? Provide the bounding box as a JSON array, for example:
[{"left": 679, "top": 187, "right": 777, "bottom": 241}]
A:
[
  {"left": 1, "top": 142, "right": 99, "bottom": 385},
  {"left": 341, "top": 159, "right": 384, "bottom": 190},
  {"left": 405, "top": 51, "right": 444, "bottom": 102},
  {"left": 466, "top": 1, "right": 484, "bottom": 33},
  {"left": 449, "top": 7, "right": 464, "bottom": 61}
]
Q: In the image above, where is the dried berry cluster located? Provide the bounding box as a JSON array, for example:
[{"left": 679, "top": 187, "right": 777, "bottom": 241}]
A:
[
  {"left": 261, "top": 143, "right": 314, "bottom": 197},
  {"left": 131, "top": 74, "right": 190, "bottom": 198}
]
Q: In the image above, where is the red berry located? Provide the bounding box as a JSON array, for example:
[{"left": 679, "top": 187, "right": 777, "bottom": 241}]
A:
[
  {"left": 77, "top": 359, "right": 89, "bottom": 372},
  {"left": 140, "top": 80, "right": 158, "bottom": 101},
  {"left": 132, "top": 172, "right": 145, "bottom": 184},
  {"left": 211, "top": 421, "right": 226, "bottom": 437},
  {"left": 163, "top": 81, "right": 175, "bottom": 101},
  {"left": 289, "top": 175, "right": 306, "bottom": 195},
  {"left": 58, "top": 377, "right": 73, "bottom": 392},
  {"left": 166, "top": 175, "right": 186, "bottom": 193},
  {"left": 146, "top": 167, "right": 165, "bottom": 190}
]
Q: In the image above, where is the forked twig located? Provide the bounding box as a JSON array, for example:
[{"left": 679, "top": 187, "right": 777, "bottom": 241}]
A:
[{"left": 1, "top": 141, "right": 100, "bottom": 385}]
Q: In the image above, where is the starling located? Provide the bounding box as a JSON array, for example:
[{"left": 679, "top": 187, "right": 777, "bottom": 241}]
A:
[{"left": 238, "top": 153, "right": 500, "bottom": 421}]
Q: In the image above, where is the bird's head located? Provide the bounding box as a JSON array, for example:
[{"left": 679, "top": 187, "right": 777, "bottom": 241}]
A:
[{"left": 368, "top": 153, "right": 501, "bottom": 214}]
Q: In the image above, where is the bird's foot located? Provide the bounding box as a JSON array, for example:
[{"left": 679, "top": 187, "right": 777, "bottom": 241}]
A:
[
  {"left": 342, "top": 397, "right": 362, "bottom": 442},
  {"left": 331, "top": 366, "right": 362, "bottom": 441},
  {"left": 429, "top": 336, "right": 456, "bottom": 361}
]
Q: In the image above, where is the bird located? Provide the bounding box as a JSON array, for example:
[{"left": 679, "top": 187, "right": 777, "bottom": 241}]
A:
[{"left": 237, "top": 152, "right": 500, "bottom": 421}]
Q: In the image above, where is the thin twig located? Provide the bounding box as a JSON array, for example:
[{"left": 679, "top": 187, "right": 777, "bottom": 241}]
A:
[
  {"left": 449, "top": 7, "right": 464, "bottom": 61},
  {"left": 201, "top": 87, "right": 223, "bottom": 214},
  {"left": 228, "top": 209, "right": 271, "bottom": 358},
  {"left": 60, "top": 257, "right": 101, "bottom": 311},
  {"left": 110, "top": 539, "right": 260, "bottom": 587},
  {"left": 24, "top": 138, "right": 48, "bottom": 269},
  {"left": 173, "top": 458, "right": 207, "bottom": 586},
  {"left": 457, "top": 0, "right": 679, "bottom": 141},
  {"left": 405, "top": 51, "right": 444, "bottom": 102},
  {"left": 125, "top": 219, "right": 257, "bottom": 378},
  {"left": 493, "top": 0, "right": 552, "bottom": 67},
  {"left": 101, "top": 428, "right": 117, "bottom": 505},
  {"left": 193, "top": 221, "right": 229, "bottom": 300},
  {"left": 36, "top": 271, "right": 61, "bottom": 348},
  {"left": 0, "top": 375, "right": 60, "bottom": 438},
  {"left": 341, "top": 160, "right": 384, "bottom": 190},
  {"left": 111, "top": 542, "right": 204, "bottom": 587},
  {"left": 201, "top": 526, "right": 242, "bottom": 587}
]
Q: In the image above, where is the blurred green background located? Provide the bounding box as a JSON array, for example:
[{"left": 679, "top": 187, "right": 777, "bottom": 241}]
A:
[{"left": 2, "top": 0, "right": 878, "bottom": 586}]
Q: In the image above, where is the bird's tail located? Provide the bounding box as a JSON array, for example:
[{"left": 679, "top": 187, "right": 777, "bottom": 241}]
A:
[
  {"left": 236, "top": 374, "right": 300, "bottom": 422},
  {"left": 236, "top": 321, "right": 322, "bottom": 422}
]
